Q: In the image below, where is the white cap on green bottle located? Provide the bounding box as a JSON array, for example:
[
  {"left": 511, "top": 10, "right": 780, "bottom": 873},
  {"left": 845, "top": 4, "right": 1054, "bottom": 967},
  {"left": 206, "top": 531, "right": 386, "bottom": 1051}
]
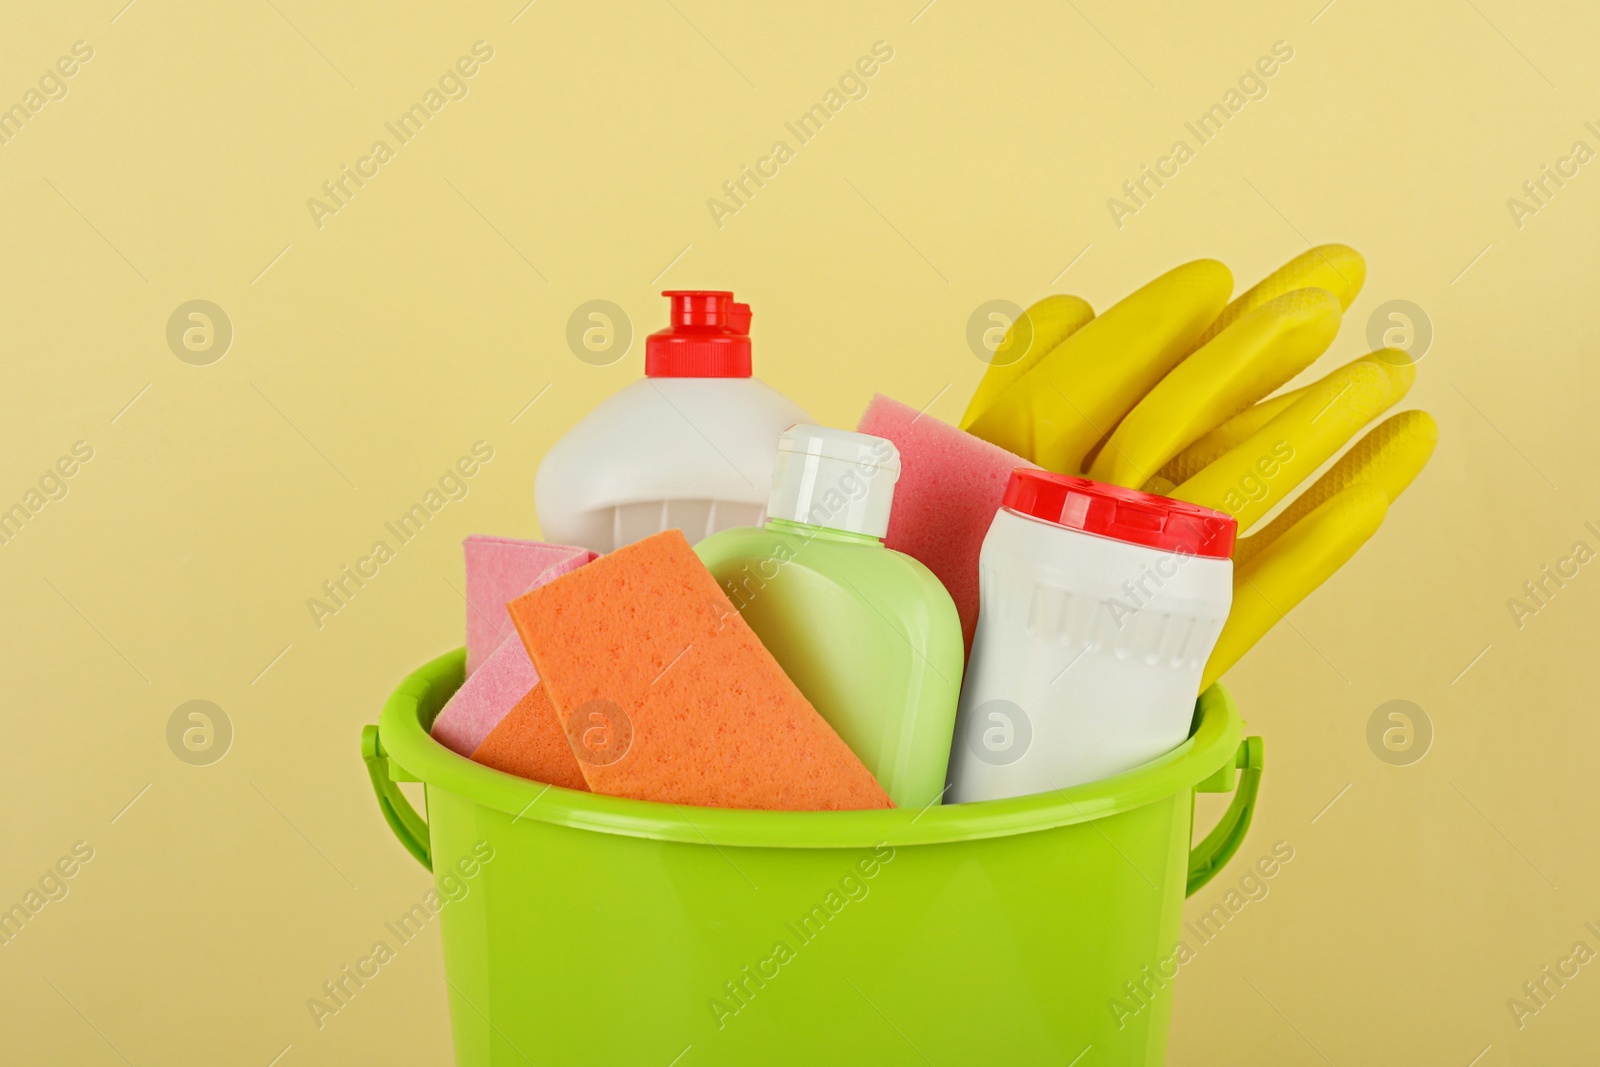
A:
[{"left": 766, "top": 425, "right": 901, "bottom": 538}]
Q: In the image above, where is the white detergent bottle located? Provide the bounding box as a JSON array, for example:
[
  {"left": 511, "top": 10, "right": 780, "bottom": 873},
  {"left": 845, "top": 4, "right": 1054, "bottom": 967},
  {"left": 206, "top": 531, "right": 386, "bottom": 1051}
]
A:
[
  {"left": 947, "top": 470, "right": 1237, "bottom": 803},
  {"left": 535, "top": 291, "right": 811, "bottom": 553}
]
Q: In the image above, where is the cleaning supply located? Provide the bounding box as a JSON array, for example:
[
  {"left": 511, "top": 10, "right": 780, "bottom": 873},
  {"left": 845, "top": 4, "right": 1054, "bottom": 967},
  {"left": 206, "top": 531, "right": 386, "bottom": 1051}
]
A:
[
  {"left": 1191, "top": 243, "right": 1366, "bottom": 348},
  {"left": 534, "top": 291, "right": 811, "bottom": 553},
  {"left": 1168, "top": 357, "right": 1408, "bottom": 530},
  {"left": 1087, "top": 287, "right": 1343, "bottom": 488},
  {"left": 1203, "top": 484, "right": 1386, "bottom": 690},
  {"left": 431, "top": 633, "right": 541, "bottom": 758},
  {"left": 432, "top": 537, "right": 595, "bottom": 754},
  {"left": 962, "top": 246, "right": 1437, "bottom": 687},
  {"left": 857, "top": 394, "right": 1035, "bottom": 657},
  {"left": 506, "top": 528, "right": 892, "bottom": 811},
  {"left": 1159, "top": 349, "right": 1416, "bottom": 486},
  {"left": 1172, "top": 363, "right": 1427, "bottom": 684},
  {"left": 959, "top": 294, "right": 1095, "bottom": 428},
  {"left": 964, "top": 259, "right": 1234, "bottom": 474},
  {"left": 947, "top": 470, "right": 1236, "bottom": 802},
  {"left": 471, "top": 683, "right": 589, "bottom": 792},
  {"left": 694, "top": 425, "right": 964, "bottom": 809},
  {"left": 1234, "top": 408, "right": 1437, "bottom": 566},
  {"left": 463, "top": 536, "right": 593, "bottom": 675}
]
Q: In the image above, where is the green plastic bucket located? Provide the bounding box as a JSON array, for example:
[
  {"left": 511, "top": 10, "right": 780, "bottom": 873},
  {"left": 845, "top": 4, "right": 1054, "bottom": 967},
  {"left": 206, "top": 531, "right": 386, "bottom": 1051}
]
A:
[{"left": 362, "top": 649, "right": 1263, "bottom": 1066}]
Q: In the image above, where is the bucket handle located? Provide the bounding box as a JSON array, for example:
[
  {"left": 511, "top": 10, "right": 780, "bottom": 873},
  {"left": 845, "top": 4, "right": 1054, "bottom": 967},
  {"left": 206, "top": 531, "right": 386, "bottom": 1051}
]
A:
[
  {"left": 361, "top": 724, "right": 432, "bottom": 871},
  {"left": 1186, "top": 736, "right": 1263, "bottom": 897}
]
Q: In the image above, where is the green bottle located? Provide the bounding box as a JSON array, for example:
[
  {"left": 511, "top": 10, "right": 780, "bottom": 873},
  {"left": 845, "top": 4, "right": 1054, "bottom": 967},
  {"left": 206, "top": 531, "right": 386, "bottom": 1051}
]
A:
[{"left": 694, "top": 425, "right": 964, "bottom": 809}]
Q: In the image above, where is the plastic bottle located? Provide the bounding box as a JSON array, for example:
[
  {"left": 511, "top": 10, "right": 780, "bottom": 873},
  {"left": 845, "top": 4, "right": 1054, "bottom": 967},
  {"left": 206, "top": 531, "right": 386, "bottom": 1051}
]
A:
[
  {"left": 535, "top": 291, "right": 811, "bottom": 554},
  {"left": 946, "top": 470, "right": 1236, "bottom": 803},
  {"left": 694, "top": 426, "right": 965, "bottom": 809}
]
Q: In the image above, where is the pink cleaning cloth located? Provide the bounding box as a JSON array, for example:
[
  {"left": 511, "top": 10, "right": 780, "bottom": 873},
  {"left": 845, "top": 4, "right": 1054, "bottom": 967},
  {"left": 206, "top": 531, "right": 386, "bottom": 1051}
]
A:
[
  {"left": 431, "top": 536, "right": 595, "bottom": 757},
  {"left": 857, "top": 394, "right": 1037, "bottom": 659},
  {"left": 463, "top": 536, "right": 594, "bottom": 675},
  {"left": 431, "top": 633, "right": 541, "bottom": 757}
]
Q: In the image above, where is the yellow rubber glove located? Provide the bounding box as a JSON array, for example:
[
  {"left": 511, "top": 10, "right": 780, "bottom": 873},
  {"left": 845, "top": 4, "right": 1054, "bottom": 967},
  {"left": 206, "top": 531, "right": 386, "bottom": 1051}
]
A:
[
  {"left": 1201, "top": 484, "right": 1389, "bottom": 690},
  {"left": 1235, "top": 408, "right": 1437, "bottom": 567},
  {"left": 961, "top": 245, "right": 1436, "bottom": 688},
  {"left": 965, "top": 259, "right": 1233, "bottom": 474},
  {"left": 961, "top": 295, "right": 1095, "bottom": 429},
  {"left": 1157, "top": 349, "right": 1417, "bottom": 486},
  {"left": 1088, "top": 287, "right": 1343, "bottom": 488},
  {"left": 1170, "top": 356, "right": 1400, "bottom": 530}
]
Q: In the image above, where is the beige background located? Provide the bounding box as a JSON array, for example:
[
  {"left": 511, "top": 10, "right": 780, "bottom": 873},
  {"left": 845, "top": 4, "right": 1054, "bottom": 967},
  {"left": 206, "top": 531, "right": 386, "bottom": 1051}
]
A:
[{"left": 2, "top": 0, "right": 1597, "bottom": 1063}]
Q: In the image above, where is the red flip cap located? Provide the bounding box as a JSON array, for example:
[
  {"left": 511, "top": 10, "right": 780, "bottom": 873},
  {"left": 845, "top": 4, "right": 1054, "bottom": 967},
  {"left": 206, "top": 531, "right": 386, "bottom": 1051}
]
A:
[
  {"left": 1001, "top": 469, "right": 1237, "bottom": 560},
  {"left": 645, "top": 290, "right": 753, "bottom": 378}
]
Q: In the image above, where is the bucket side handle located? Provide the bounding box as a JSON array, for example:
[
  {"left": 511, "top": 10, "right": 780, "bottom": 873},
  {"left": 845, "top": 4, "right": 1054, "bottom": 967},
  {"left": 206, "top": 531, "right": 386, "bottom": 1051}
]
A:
[
  {"left": 362, "top": 724, "right": 433, "bottom": 871},
  {"left": 1186, "top": 735, "right": 1263, "bottom": 897}
]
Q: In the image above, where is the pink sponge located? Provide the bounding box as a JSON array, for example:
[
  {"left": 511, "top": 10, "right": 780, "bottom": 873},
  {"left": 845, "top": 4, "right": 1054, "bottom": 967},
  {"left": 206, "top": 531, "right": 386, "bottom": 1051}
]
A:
[
  {"left": 464, "top": 536, "right": 593, "bottom": 675},
  {"left": 432, "top": 536, "right": 595, "bottom": 757},
  {"left": 432, "top": 634, "right": 541, "bottom": 758},
  {"left": 857, "top": 394, "right": 1036, "bottom": 657}
]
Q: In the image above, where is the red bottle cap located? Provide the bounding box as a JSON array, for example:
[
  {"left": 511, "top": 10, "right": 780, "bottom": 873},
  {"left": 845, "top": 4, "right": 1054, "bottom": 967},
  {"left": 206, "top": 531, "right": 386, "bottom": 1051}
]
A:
[
  {"left": 645, "top": 291, "right": 753, "bottom": 378},
  {"left": 1001, "top": 469, "right": 1236, "bottom": 560}
]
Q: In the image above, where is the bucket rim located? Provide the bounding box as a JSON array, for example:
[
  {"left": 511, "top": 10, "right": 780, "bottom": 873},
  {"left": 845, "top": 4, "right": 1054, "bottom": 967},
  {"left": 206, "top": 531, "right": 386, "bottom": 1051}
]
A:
[{"left": 377, "top": 648, "right": 1243, "bottom": 849}]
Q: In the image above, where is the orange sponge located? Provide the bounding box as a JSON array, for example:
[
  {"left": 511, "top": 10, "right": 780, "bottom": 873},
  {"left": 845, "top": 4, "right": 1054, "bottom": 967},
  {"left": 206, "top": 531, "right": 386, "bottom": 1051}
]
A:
[
  {"left": 508, "top": 529, "right": 892, "bottom": 811},
  {"left": 471, "top": 684, "right": 589, "bottom": 793}
]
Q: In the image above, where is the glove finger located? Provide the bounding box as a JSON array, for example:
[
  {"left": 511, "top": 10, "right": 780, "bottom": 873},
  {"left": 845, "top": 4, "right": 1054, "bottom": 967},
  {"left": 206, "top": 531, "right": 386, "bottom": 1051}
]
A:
[
  {"left": 960, "top": 295, "right": 1094, "bottom": 430},
  {"left": 1089, "top": 288, "right": 1342, "bottom": 488},
  {"left": 1157, "top": 348, "right": 1415, "bottom": 487},
  {"left": 966, "top": 259, "right": 1232, "bottom": 474},
  {"left": 1235, "top": 409, "right": 1437, "bottom": 566},
  {"left": 1155, "top": 392, "right": 1298, "bottom": 486},
  {"left": 1193, "top": 243, "right": 1366, "bottom": 349},
  {"left": 1171, "top": 352, "right": 1413, "bottom": 532},
  {"left": 1201, "top": 484, "right": 1388, "bottom": 690}
]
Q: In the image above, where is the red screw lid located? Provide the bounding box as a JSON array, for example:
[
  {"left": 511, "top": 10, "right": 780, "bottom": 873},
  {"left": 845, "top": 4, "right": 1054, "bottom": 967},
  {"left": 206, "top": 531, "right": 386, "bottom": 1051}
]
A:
[
  {"left": 645, "top": 290, "right": 753, "bottom": 378},
  {"left": 1001, "top": 469, "right": 1236, "bottom": 559}
]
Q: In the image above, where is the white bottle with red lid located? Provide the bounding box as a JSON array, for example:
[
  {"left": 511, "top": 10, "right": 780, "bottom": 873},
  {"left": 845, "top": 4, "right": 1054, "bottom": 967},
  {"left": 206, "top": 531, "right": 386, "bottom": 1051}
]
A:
[
  {"left": 946, "top": 470, "right": 1237, "bottom": 803},
  {"left": 535, "top": 291, "right": 812, "bottom": 553}
]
